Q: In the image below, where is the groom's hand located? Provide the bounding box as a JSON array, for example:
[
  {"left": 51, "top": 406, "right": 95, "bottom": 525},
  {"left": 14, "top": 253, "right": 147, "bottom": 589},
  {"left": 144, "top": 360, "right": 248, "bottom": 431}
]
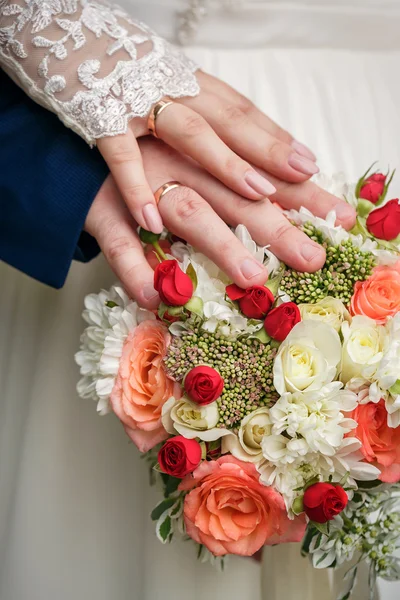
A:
[{"left": 85, "top": 138, "right": 356, "bottom": 309}]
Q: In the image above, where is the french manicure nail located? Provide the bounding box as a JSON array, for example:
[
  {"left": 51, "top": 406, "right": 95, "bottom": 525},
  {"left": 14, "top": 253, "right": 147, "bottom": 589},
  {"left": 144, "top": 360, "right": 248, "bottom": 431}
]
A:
[
  {"left": 143, "top": 283, "right": 159, "bottom": 300},
  {"left": 245, "top": 171, "right": 276, "bottom": 196},
  {"left": 240, "top": 258, "right": 265, "bottom": 280},
  {"left": 301, "top": 243, "right": 323, "bottom": 262},
  {"left": 143, "top": 203, "right": 163, "bottom": 234},
  {"left": 288, "top": 153, "right": 320, "bottom": 176},
  {"left": 291, "top": 140, "right": 317, "bottom": 162}
]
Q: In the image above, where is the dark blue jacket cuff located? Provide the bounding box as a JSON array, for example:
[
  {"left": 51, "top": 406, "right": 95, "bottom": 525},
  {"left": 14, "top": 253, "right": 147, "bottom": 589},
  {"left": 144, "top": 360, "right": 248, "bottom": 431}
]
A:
[{"left": 0, "top": 69, "right": 108, "bottom": 288}]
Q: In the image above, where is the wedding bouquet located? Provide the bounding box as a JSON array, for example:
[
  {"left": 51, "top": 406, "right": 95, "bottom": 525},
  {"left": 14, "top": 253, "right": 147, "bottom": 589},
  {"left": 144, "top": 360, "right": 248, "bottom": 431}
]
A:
[{"left": 76, "top": 166, "right": 400, "bottom": 599}]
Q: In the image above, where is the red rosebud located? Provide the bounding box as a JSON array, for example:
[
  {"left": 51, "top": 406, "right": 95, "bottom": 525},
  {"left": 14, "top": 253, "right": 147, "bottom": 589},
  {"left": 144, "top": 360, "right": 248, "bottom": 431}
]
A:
[
  {"left": 226, "top": 284, "right": 274, "bottom": 320},
  {"left": 264, "top": 302, "right": 301, "bottom": 341},
  {"left": 359, "top": 173, "right": 386, "bottom": 204},
  {"left": 366, "top": 199, "right": 400, "bottom": 241},
  {"left": 158, "top": 436, "right": 202, "bottom": 478},
  {"left": 303, "top": 483, "right": 348, "bottom": 524},
  {"left": 184, "top": 365, "right": 224, "bottom": 405},
  {"left": 154, "top": 260, "right": 193, "bottom": 306}
]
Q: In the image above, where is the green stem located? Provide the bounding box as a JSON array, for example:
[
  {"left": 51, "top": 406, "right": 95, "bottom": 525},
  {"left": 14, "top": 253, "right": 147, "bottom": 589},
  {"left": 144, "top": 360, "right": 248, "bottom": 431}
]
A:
[{"left": 152, "top": 241, "right": 167, "bottom": 261}]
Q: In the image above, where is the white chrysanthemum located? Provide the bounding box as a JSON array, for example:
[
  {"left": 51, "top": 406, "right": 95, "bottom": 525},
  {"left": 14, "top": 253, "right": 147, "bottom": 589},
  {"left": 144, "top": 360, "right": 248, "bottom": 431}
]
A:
[
  {"left": 258, "top": 437, "right": 380, "bottom": 510},
  {"left": 75, "top": 285, "right": 154, "bottom": 414},
  {"left": 268, "top": 383, "right": 358, "bottom": 457}
]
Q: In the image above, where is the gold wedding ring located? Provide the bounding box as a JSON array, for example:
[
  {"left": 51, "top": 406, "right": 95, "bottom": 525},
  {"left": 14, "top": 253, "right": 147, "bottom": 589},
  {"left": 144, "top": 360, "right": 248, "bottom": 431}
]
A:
[
  {"left": 147, "top": 98, "right": 174, "bottom": 138},
  {"left": 154, "top": 181, "right": 182, "bottom": 205}
]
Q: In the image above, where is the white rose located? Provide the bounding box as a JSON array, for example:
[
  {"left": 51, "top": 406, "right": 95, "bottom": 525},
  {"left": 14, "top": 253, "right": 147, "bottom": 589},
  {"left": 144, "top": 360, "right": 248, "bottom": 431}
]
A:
[
  {"left": 222, "top": 407, "right": 272, "bottom": 463},
  {"left": 299, "top": 297, "right": 350, "bottom": 332},
  {"left": 161, "top": 396, "right": 230, "bottom": 442},
  {"left": 340, "top": 316, "right": 387, "bottom": 384},
  {"left": 273, "top": 321, "right": 342, "bottom": 395}
]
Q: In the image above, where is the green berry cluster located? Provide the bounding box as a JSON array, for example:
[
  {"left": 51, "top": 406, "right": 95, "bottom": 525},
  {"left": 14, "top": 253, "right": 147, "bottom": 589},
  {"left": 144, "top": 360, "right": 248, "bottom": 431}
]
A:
[
  {"left": 164, "top": 328, "right": 277, "bottom": 429},
  {"left": 280, "top": 223, "right": 376, "bottom": 304}
]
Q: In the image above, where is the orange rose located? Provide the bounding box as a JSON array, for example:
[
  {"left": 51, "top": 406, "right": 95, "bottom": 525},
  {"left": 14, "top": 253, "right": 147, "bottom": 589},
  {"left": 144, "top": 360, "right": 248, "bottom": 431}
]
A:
[
  {"left": 350, "top": 263, "right": 400, "bottom": 324},
  {"left": 179, "top": 456, "right": 306, "bottom": 556},
  {"left": 110, "top": 320, "right": 180, "bottom": 452},
  {"left": 348, "top": 400, "right": 400, "bottom": 483}
]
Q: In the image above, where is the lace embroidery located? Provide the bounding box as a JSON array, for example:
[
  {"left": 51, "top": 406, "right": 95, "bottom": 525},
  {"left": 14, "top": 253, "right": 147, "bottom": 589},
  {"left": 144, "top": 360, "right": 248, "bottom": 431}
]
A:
[{"left": 0, "top": 0, "right": 200, "bottom": 144}]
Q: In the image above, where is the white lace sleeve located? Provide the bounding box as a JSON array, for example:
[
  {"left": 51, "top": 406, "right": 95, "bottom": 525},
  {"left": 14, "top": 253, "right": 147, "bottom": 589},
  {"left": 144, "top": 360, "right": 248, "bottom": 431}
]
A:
[{"left": 0, "top": 0, "right": 200, "bottom": 145}]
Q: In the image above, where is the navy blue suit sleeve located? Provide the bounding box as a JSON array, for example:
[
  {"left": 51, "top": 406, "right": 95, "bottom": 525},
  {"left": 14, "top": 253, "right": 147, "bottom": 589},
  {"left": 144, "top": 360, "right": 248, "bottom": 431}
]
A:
[{"left": 0, "top": 69, "right": 109, "bottom": 288}]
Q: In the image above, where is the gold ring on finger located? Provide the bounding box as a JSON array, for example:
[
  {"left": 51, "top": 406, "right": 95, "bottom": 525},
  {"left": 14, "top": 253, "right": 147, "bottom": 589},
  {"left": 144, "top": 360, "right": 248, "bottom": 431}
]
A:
[
  {"left": 154, "top": 181, "right": 182, "bottom": 204},
  {"left": 147, "top": 98, "right": 174, "bottom": 138}
]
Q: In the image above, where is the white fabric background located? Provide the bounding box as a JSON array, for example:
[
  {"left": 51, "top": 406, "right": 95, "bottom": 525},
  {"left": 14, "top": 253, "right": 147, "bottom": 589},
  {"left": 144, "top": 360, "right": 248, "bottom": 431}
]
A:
[{"left": 1, "top": 1, "right": 400, "bottom": 599}]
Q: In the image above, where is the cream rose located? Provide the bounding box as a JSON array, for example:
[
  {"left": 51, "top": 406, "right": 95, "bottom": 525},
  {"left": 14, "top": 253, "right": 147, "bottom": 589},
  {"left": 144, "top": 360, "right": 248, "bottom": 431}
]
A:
[
  {"left": 299, "top": 297, "right": 350, "bottom": 332},
  {"left": 340, "top": 316, "right": 387, "bottom": 384},
  {"left": 273, "top": 321, "right": 342, "bottom": 395},
  {"left": 222, "top": 407, "right": 272, "bottom": 463},
  {"left": 162, "top": 396, "right": 230, "bottom": 441}
]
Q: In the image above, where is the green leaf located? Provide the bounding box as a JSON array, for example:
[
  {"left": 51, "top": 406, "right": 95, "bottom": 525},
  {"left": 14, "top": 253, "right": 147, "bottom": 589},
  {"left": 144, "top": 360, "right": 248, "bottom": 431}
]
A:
[
  {"left": 170, "top": 500, "right": 182, "bottom": 518},
  {"left": 357, "top": 199, "right": 375, "bottom": 218},
  {"left": 301, "top": 527, "right": 316, "bottom": 556},
  {"left": 390, "top": 379, "right": 400, "bottom": 396},
  {"left": 264, "top": 265, "right": 284, "bottom": 297},
  {"left": 338, "top": 471, "right": 350, "bottom": 487},
  {"left": 164, "top": 475, "right": 181, "bottom": 497},
  {"left": 184, "top": 296, "right": 203, "bottom": 317},
  {"left": 303, "top": 476, "right": 320, "bottom": 491},
  {"left": 158, "top": 302, "right": 168, "bottom": 320},
  {"left": 158, "top": 515, "right": 172, "bottom": 543},
  {"left": 376, "top": 168, "right": 396, "bottom": 206},
  {"left": 292, "top": 496, "right": 304, "bottom": 515},
  {"left": 151, "top": 498, "right": 175, "bottom": 521},
  {"left": 252, "top": 327, "right": 271, "bottom": 344},
  {"left": 313, "top": 522, "right": 329, "bottom": 536},
  {"left": 316, "top": 552, "right": 330, "bottom": 567},
  {"left": 186, "top": 263, "right": 198, "bottom": 290}
]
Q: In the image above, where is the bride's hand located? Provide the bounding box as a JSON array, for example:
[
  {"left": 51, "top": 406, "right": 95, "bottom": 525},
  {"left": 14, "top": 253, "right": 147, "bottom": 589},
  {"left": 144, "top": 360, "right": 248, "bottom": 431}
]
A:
[
  {"left": 97, "top": 71, "right": 320, "bottom": 235},
  {"left": 85, "top": 137, "right": 355, "bottom": 309}
]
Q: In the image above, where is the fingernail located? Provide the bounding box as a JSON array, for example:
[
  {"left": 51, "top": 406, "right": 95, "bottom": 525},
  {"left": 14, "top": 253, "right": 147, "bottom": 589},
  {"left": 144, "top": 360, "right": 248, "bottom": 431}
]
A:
[
  {"left": 335, "top": 203, "right": 356, "bottom": 222},
  {"left": 245, "top": 171, "right": 276, "bottom": 196},
  {"left": 288, "top": 153, "right": 320, "bottom": 176},
  {"left": 240, "top": 258, "right": 265, "bottom": 280},
  {"left": 301, "top": 243, "right": 323, "bottom": 262},
  {"left": 143, "top": 204, "right": 163, "bottom": 234},
  {"left": 291, "top": 140, "right": 317, "bottom": 162},
  {"left": 143, "top": 283, "right": 159, "bottom": 300}
]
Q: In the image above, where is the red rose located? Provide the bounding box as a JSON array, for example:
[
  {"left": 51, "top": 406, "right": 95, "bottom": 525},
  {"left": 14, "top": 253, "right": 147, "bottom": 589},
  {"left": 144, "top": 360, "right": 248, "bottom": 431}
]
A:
[
  {"left": 226, "top": 284, "right": 274, "bottom": 319},
  {"left": 366, "top": 199, "right": 400, "bottom": 241},
  {"left": 154, "top": 260, "right": 193, "bottom": 306},
  {"left": 184, "top": 365, "right": 224, "bottom": 405},
  {"left": 359, "top": 173, "right": 386, "bottom": 204},
  {"left": 264, "top": 302, "right": 301, "bottom": 341},
  {"left": 303, "top": 483, "right": 348, "bottom": 524},
  {"left": 158, "top": 436, "right": 202, "bottom": 478}
]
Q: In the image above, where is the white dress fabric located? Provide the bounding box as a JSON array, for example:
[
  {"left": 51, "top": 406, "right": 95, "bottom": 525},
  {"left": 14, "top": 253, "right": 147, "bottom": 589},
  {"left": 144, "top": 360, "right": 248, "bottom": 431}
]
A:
[{"left": 2, "top": 1, "right": 400, "bottom": 599}]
